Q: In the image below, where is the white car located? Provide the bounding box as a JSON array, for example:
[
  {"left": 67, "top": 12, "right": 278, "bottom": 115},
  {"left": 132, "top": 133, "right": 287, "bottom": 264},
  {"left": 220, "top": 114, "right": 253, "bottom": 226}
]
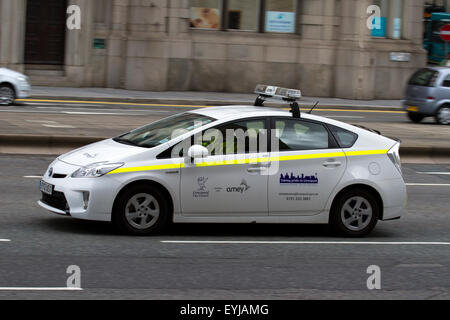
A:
[
  {"left": 0, "top": 67, "right": 31, "bottom": 105},
  {"left": 38, "top": 88, "right": 406, "bottom": 237}
]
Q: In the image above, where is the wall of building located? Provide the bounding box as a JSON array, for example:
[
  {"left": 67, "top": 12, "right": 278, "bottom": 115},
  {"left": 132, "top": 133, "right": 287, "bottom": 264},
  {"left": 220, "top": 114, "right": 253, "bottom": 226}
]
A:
[{"left": 0, "top": 0, "right": 427, "bottom": 99}]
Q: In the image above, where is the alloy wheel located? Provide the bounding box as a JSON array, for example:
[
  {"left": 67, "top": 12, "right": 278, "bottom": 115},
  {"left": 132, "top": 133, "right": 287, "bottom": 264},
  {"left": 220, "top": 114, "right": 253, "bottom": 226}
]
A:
[
  {"left": 0, "top": 86, "right": 15, "bottom": 105},
  {"left": 340, "top": 196, "right": 373, "bottom": 232},
  {"left": 125, "top": 193, "right": 160, "bottom": 230},
  {"left": 437, "top": 107, "right": 450, "bottom": 125}
]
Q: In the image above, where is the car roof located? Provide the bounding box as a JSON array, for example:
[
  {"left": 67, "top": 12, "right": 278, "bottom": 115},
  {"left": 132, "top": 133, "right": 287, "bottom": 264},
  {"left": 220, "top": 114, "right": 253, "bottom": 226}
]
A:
[
  {"left": 422, "top": 66, "right": 450, "bottom": 73},
  {"left": 190, "top": 105, "right": 288, "bottom": 120},
  {"left": 188, "top": 105, "right": 391, "bottom": 140},
  {"left": 190, "top": 105, "right": 334, "bottom": 124}
]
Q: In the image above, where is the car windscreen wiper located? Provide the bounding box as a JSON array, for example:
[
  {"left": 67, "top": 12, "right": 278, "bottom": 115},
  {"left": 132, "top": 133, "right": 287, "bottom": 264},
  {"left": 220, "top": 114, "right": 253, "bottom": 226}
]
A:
[{"left": 113, "top": 137, "right": 143, "bottom": 147}]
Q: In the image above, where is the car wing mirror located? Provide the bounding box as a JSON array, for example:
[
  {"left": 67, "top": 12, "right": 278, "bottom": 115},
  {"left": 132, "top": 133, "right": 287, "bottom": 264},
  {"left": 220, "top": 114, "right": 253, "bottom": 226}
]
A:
[{"left": 187, "top": 145, "right": 209, "bottom": 159}]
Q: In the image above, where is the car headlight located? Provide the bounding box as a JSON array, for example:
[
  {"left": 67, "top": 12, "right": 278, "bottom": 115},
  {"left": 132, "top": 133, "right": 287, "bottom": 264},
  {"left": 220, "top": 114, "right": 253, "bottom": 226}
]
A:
[
  {"left": 71, "top": 162, "right": 124, "bottom": 178},
  {"left": 17, "top": 76, "right": 28, "bottom": 82}
]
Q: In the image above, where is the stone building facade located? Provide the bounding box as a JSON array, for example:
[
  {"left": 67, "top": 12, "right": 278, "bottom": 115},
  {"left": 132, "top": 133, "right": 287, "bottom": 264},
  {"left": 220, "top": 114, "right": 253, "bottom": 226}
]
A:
[{"left": 0, "top": 0, "right": 427, "bottom": 99}]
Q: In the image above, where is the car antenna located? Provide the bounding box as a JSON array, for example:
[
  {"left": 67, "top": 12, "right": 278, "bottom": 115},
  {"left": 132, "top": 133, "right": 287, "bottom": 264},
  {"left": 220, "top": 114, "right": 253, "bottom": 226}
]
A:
[{"left": 307, "top": 101, "right": 319, "bottom": 114}]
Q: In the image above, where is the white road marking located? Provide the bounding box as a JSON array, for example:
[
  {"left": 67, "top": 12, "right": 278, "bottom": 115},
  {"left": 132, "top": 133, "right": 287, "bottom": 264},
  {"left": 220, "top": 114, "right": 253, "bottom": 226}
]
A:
[
  {"left": 64, "top": 111, "right": 133, "bottom": 115},
  {"left": 323, "top": 115, "right": 365, "bottom": 119},
  {"left": 161, "top": 240, "right": 450, "bottom": 245},
  {"left": 395, "top": 264, "right": 443, "bottom": 268},
  {"left": 417, "top": 172, "right": 450, "bottom": 175},
  {"left": 0, "top": 239, "right": 11, "bottom": 242},
  {"left": 406, "top": 183, "right": 450, "bottom": 187},
  {"left": 26, "top": 120, "right": 57, "bottom": 124},
  {"left": 41, "top": 124, "right": 76, "bottom": 128},
  {"left": 36, "top": 106, "right": 168, "bottom": 113},
  {"left": 23, "top": 176, "right": 42, "bottom": 179},
  {"left": 0, "top": 287, "right": 82, "bottom": 291}
]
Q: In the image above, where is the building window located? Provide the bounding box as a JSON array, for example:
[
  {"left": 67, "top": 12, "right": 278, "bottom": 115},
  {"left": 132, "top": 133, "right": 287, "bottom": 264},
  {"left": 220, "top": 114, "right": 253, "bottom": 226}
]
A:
[
  {"left": 190, "top": 0, "right": 221, "bottom": 29},
  {"left": 226, "top": 0, "right": 260, "bottom": 31},
  {"left": 189, "top": 0, "right": 297, "bottom": 33},
  {"left": 371, "top": 0, "right": 403, "bottom": 39},
  {"left": 265, "top": 0, "right": 296, "bottom": 33}
]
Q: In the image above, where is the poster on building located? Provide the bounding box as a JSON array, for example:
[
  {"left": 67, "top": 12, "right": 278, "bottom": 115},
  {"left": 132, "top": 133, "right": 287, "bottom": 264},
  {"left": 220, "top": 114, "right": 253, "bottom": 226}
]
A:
[
  {"left": 265, "top": 11, "right": 295, "bottom": 33},
  {"left": 190, "top": 7, "right": 220, "bottom": 29},
  {"left": 371, "top": 16, "right": 387, "bottom": 37}
]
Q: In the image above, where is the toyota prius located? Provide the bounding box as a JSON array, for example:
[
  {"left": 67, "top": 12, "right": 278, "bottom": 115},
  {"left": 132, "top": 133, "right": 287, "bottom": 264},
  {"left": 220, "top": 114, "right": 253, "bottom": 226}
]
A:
[{"left": 38, "top": 86, "right": 406, "bottom": 237}]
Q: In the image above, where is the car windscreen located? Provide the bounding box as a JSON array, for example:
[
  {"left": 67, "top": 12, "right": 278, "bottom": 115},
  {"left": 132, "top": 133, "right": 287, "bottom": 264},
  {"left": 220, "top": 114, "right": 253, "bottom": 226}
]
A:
[
  {"left": 114, "top": 113, "right": 215, "bottom": 148},
  {"left": 408, "top": 68, "right": 439, "bottom": 87}
]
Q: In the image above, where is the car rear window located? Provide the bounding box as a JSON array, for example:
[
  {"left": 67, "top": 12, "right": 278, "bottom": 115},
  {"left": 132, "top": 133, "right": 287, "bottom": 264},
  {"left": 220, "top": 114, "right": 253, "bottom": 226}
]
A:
[{"left": 408, "top": 68, "right": 439, "bottom": 87}]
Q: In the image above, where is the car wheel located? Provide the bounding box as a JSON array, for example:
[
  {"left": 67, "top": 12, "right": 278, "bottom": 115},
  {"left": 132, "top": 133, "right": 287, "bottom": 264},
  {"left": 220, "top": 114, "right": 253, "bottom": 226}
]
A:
[
  {"left": 113, "top": 184, "right": 169, "bottom": 235},
  {"left": 0, "top": 85, "right": 15, "bottom": 106},
  {"left": 330, "top": 189, "right": 379, "bottom": 237},
  {"left": 407, "top": 112, "right": 425, "bottom": 123},
  {"left": 435, "top": 105, "right": 450, "bottom": 125}
]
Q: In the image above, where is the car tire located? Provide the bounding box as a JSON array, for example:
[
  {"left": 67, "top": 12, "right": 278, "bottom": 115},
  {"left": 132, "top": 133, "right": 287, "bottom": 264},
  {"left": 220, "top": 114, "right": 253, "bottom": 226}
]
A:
[
  {"left": 112, "top": 184, "right": 169, "bottom": 236},
  {"left": 407, "top": 112, "right": 425, "bottom": 123},
  {"left": 330, "top": 189, "right": 379, "bottom": 237},
  {"left": 0, "top": 84, "right": 15, "bottom": 106},
  {"left": 435, "top": 105, "right": 450, "bottom": 125}
]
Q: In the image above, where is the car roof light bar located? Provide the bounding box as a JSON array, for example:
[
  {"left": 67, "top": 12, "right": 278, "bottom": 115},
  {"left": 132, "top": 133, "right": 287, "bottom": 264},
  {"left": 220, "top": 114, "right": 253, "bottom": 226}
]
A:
[
  {"left": 254, "top": 84, "right": 302, "bottom": 102},
  {"left": 254, "top": 84, "right": 302, "bottom": 118}
]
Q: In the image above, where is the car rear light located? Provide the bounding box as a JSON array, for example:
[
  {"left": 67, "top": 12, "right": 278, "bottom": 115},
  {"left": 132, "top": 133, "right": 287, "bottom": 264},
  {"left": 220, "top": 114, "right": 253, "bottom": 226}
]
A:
[
  {"left": 387, "top": 143, "right": 402, "bottom": 175},
  {"left": 427, "top": 96, "right": 435, "bottom": 100}
]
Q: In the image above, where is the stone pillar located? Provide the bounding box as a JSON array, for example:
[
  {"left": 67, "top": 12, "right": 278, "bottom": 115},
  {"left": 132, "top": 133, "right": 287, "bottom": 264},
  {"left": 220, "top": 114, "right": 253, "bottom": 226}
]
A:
[
  {"left": 65, "top": 0, "right": 94, "bottom": 86},
  {"left": 0, "top": 0, "right": 26, "bottom": 72},
  {"left": 105, "top": 0, "right": 129, "bottom": 88},
  {"left": 335, "top": 0, "right": 379, "bottom": 99}
]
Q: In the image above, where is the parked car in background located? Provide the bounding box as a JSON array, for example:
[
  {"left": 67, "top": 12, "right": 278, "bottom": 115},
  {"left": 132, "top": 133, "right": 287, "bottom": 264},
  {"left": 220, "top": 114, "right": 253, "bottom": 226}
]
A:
[
  {"left": 403, "top": 67, "right": 450, "bottom": 125},
  {"left": 0, "top": 67, "right": 31, "bottom": 105}
]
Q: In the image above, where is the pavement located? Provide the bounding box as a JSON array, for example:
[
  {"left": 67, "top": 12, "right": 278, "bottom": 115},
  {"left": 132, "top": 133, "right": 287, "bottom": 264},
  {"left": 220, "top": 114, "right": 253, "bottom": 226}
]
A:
[
  {"left": 24, "top": 86, "right": 403, "bottom": 110},
  {"left": 0, "top": 155, "right": 449, "bottom": 299},
  {"left": 1, "top": 95, "right": 450, "bottom": 162}
]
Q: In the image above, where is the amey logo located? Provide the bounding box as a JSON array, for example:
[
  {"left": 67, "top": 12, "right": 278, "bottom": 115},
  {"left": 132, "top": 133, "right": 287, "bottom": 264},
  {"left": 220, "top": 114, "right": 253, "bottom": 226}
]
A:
[{"left": 227, "top": 179, "right": 251, "bottom": 194}]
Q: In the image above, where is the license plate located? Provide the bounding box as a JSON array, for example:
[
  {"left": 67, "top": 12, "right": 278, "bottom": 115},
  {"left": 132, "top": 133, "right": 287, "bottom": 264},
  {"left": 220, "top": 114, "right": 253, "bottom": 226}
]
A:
[
  {"left": 407, "top": 106, "right": 419, "bottom": 112},
  {"left": 40, "top": 180, "right": 54, "bottom": 195}
]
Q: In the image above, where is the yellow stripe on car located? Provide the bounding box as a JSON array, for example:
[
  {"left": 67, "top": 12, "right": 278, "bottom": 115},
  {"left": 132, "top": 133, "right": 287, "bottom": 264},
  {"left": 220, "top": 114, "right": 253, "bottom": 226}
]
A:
[
  {"left": 108, "top": 163, "right": 184, "bottom": 175},
  {"left": 107, "top": 150, "right": 389, "bottom": 175}
]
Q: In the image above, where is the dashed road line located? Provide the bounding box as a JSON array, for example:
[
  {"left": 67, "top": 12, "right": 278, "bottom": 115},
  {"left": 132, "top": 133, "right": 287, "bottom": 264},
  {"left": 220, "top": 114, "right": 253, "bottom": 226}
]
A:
[
  {"left": 417, "top": 172, "right": 450, "bottom": 175},
  {"left": 0, "top": 287, "right": 82, "bottom": 291},
  {"left": 161, "top": 240, "right": 450, "bottom": 245},
  {"left": 406, "top": 183, "right": 450, "bottom": 187}
]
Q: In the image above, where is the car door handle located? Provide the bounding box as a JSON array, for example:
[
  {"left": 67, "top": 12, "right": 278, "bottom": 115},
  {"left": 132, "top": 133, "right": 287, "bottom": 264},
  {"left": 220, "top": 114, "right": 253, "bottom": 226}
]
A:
[
  {"left": 323, "top": 160, "right": 342, "bottom": 167},
  {"left": 247, "top": 167, "right": 264, "bottom": 173}
]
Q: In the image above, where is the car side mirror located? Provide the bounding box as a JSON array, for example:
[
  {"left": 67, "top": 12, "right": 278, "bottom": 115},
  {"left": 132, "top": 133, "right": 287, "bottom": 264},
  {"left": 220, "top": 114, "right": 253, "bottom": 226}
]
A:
[{"left": 187, "top": 145, "right": 209, "bottom": 159}]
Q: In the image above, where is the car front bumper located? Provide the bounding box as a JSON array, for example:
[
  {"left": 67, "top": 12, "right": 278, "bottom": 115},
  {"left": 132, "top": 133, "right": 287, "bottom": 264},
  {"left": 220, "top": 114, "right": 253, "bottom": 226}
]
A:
[
  {"left": 16, "top": 81, "right": 31, "bottom": 99},
  {"left": 37, "top": 160, "right": 121, "bottom": 222}
]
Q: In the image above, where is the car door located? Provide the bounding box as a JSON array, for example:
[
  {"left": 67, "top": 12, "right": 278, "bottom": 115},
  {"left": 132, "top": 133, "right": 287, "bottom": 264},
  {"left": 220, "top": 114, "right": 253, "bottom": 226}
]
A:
[
  {"left": 268, "top": 117, "right": 347, "bottom": 216},
  {"left": 180, "top": 118, "right": 269, "bottom": 216}
]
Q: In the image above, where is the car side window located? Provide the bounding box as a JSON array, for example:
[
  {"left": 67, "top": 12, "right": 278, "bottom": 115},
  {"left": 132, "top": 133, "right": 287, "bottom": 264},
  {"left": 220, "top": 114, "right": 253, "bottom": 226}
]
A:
[
  {"left": 328, "top": 125, "right": 358, "bottom": 148},
  {"left": 273, "top": 118, "right": 332, "bottom": 151},
  {"left": 442, "top": 74, "right": 450, "bottom": 87},
  {"left": 202, "top": 119, "right": 267, "bottom": 155},
  {"left": 156, "top": 119, "right": 268, "bottom": 159}
]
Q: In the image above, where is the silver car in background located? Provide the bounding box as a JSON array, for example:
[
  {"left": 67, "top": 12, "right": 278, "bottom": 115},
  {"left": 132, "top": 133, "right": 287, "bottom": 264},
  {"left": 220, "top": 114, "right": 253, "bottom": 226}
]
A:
[
  {"left": 0, "top": 67, "right": 31, "bottom": 105},
  {"left": 403, "top": 67, "right": 450, "bottom": 125}
]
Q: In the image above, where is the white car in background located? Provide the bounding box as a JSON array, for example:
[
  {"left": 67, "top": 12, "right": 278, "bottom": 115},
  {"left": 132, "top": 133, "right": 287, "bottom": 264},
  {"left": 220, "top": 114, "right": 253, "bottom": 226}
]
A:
[
  {"left": 38, "top": 86, "right": 406, "bottom": 237},
  {"left": 0, "top": 67, "right": 31, "bottom": 105}
]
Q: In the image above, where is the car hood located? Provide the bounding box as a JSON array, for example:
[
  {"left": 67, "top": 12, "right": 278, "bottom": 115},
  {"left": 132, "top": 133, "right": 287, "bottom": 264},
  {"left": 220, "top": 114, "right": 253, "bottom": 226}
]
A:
[
  {"left": 58, "top": 138, "right": 147, "bottom": 166},
  {"left": 0, "top": 67, "right": 26, "bottom": 78}
]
